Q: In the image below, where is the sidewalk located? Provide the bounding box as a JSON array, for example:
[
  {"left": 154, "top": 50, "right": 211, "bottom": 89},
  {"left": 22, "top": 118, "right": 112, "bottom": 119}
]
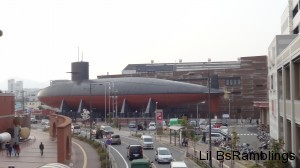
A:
[{"left": 0, "top": 129, "right": 57, "bottom": 168}]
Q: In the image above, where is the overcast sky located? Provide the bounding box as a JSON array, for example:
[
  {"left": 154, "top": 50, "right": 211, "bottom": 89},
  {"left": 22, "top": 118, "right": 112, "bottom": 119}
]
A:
[{"left": 0, "top": 0, "right": 287, "bottom": 90}]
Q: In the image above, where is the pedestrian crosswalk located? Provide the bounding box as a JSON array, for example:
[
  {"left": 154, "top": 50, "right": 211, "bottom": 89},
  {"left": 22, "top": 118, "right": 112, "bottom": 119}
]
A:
[{"left": 234, "top": 133, "right": 257, "bottom": 136}]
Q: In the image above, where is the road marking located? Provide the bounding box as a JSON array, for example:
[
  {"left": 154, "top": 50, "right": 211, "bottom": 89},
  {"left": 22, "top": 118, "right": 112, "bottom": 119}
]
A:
[
  {"left": 109, "top": 145, "right": 129, "bottom": 168},
  {"left": 231, "top": 133, "right": 257, "bottom": 136},
  {"left": 72, "top": 141, "right": 87, "bottom": 168}
]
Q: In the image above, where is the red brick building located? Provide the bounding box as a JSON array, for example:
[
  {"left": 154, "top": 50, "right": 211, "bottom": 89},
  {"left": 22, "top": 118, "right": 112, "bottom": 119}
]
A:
[{"left": 0, "top": 93, "right": 15, "bottom": 133}]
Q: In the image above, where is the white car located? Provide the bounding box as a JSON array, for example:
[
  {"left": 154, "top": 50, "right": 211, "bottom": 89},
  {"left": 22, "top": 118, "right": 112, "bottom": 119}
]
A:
[
  {"left": 170, "top": 161, "right": 187, "bottom": 168},
  {"left": 155, "top": 147, "right": 173, "bottom": 163},
  {"left": 41, "top": 119, "right": 49, "bottom": 125},
  {"left": 148, "top": 123, "right": 156, "bottom": 130},
  {"left": 71, "top": 124, "right": 81, "bottom": 134},
  {"left": 219, "top": 126, "right": 229, "bottom": 135}
]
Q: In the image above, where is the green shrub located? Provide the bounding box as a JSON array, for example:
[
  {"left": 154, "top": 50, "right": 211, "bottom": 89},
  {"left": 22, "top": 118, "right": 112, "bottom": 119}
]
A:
[
  {"left": 101, "top": 159, "right": 111, "bottom": 168},
  {"left": 99, "top": 152, "right": 107, "bottom": 161}
]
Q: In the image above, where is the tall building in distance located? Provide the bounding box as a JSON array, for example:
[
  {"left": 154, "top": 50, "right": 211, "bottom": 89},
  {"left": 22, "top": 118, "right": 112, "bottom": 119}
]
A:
[
  {"left": 7, "top": 79, "right": 24, "bottom": 100},
  {"left": 268, "top": 0, "right": 300, "bottom": 167}
]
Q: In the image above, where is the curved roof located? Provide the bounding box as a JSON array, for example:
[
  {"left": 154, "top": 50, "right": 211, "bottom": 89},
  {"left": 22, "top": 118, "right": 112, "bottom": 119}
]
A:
[{"left": 38, "top": 77, "right": 222, "bottom": 98}]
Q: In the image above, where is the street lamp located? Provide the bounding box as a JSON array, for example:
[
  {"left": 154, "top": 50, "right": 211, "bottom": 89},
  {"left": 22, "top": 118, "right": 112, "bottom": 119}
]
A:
[
  {"left": 207, "top": 58, "right": 212, "bottom": 167},
  {"left": 197, "top": 101, "right": 205, "bottom": 126},
  {"left": 89, "top": 81, "right": 103, "bottom": 140}
]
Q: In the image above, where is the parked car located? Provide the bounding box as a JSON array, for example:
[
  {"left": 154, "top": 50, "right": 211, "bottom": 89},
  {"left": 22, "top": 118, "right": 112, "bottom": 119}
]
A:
[
  {"left": 128, "top": 121, "right": 137, "bottom": 128},
  {"left": 148, "top": 122, "right": 156, "bottom": 130},
  {"left": 137, "top": 123, "right": 145, "bottom": 130},
  {"left": 155, "top": 147, "right": 173, "bottom": 163},
  {"left": 127, "top": 145, "right": 143, "bottom": 160},
  {"left": 206, "top": 132, "right": 224, "bottom": 143},
  {"left": 213, "top": 122, "right": 223, "bottom": 128},
  {"left": 162, "top": 120, "right": 168, "bottom": 130},
  {"left": 219, "top": 126, "right": 229, "bottom": 135},
  {"left": 71, "top": 124, "right": 81, "bottom": 134},
  {"left": 31, "top": 118, "right": 38, "bottom": 124},
  {"left": 41, "top": 119, "right": 49, "bottom": 125},
  {"left": 111, "top": 134, "right": 121, "bottom": 145},
  {"left": 189, "top": 120, "right": 197, "bottom": 127}
]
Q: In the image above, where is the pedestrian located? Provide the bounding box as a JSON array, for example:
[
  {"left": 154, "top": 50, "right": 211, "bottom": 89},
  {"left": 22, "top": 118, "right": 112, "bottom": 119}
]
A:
[
  {"left": 13, "top": 142, "right": 20, "bottom": 156},
  {"left": 256, "top": 119, "right": 259, "bottom": 126},
  {"left": 39, "top": 142, "right": 44, "bottom": 156},
  {"left": 5, "top": 142, "right": 12, "bottom": 156}
]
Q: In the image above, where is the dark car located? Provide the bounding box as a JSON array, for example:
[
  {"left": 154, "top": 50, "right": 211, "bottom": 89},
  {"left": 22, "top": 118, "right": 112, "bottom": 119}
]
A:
[
  {"left": 127, "top": 145, "right": 143, "bottom": 161},
  {"left": 111, "top": 134, "right": 121, "bottom": 145},
  {"left": 137, "top": 123, "right": 145, "bottom": 130}
]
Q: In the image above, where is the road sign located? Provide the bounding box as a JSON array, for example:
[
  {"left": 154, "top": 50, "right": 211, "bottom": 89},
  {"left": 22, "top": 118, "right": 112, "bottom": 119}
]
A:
[
  {"left": 156, "top": 110, "right": 163, "bottom": 124},
  {"left": 106, "top": 139, "right": 111, "bottom": 145}
]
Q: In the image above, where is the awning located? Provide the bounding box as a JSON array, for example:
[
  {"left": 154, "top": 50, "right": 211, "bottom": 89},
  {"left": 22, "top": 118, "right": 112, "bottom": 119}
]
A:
[{"left": 168, "top": 125, "right": 184, "bottom": 131}]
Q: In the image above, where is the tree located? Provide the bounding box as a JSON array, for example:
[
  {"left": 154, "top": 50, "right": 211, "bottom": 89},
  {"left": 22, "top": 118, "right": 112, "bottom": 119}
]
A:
[{"left": 263, "top": 139, "right": 292, "bottom": 168}]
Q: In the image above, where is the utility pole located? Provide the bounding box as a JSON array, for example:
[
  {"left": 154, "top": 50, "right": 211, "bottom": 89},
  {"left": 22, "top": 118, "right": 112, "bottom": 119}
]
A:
[{"left": 207, "top": 58, "right": 212, "bottom": 167}]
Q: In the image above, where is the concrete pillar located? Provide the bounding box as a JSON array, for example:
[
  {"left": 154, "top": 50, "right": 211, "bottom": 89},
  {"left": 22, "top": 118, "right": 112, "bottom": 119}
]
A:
[
  {"left": 290, "top": 61, "right": 297, "bottom": 167},
  {"left": 282, "top": 66, "right": 288, "bottom": 151}
]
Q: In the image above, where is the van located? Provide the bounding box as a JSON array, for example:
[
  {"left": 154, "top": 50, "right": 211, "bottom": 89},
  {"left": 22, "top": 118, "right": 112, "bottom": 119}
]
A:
[
  {"left": 130, "top": 159, "right": 152, "bottom": 168},
  {"left": 71, "top": 124, "right": 81, "bottom": 134},
  {"left": 140, "top": 135, "right": 154, "bottom": 149}
]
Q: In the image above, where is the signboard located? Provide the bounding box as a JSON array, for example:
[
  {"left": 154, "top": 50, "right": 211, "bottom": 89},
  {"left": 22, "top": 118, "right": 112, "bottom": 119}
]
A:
[
  {"left": 155, "top": 110, "right": 163, "bottom": 124},
  {"left": 106, "top": 139, "right": 111, "bottom": 145}
]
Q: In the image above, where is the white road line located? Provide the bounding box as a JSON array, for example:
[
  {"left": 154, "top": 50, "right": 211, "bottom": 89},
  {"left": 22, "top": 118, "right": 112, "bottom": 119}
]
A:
[
  {"left": 109, "top": 145, "right": 129, "bottom": 168},
  {"left": 72, "top": 141, "right": 87, "bottom": 168}
]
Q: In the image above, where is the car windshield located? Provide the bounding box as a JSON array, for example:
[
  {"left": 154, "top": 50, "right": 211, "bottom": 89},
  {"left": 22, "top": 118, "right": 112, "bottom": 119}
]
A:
[
  {"left": 144, "top": 138, "right": 152, "bottom": 142},
  {"left": 131, "top": 146, "right": 142, "bottom": 152},
  {"left": 74, "top": 125, "right": 80, "bottom": 129},
  {"left": 159, "top": 149, "right": 170, "bottom": 155},
  {"left": 112, "top": 135, "right": 120, "bottom": 138}
]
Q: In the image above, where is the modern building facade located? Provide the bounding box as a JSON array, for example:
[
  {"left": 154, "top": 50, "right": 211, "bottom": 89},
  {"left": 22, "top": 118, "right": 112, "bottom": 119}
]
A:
[
  {"left": 99, "top": 55, "right": 268, "bottom": 120},
  {"left": 268, "top": 0, "right": 300, "bottom": 167}
]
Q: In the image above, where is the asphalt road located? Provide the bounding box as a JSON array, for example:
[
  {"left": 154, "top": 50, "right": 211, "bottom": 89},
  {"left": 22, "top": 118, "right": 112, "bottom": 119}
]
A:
[{"left": 97, "top": 129, "right": 198, "bottom": 168}]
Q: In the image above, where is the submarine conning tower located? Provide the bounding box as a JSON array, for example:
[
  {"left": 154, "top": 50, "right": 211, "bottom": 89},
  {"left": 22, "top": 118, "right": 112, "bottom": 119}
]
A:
[{"left": 71, "top": 61, "right": 89, "bottom": 82}]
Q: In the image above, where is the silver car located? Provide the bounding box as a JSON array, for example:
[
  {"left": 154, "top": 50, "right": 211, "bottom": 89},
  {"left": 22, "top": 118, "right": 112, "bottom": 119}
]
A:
[
  {"left": 111, "top": 134, "right": 121, "bottom": 145},
  {"left": 155, "top": 147, "right": 173, "bottom": 163}
]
